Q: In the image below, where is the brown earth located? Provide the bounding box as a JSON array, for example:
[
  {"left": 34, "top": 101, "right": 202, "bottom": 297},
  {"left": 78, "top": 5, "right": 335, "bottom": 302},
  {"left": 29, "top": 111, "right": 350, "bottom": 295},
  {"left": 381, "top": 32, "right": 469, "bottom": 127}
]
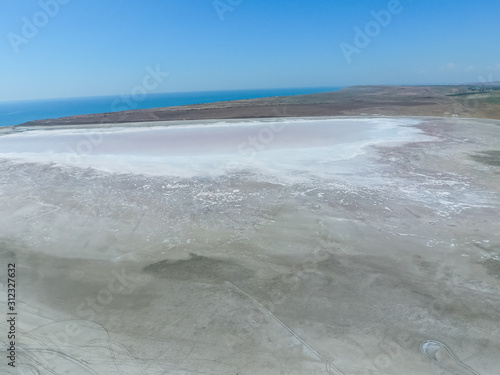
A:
[{"left": 17, "top": 85, "right": 500, "bottom": 127}]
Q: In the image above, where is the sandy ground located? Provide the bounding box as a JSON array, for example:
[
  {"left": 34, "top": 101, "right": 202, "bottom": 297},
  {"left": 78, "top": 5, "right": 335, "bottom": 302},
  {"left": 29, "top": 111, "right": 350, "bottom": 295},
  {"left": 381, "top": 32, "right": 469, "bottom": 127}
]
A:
[{"left": 0, "top": 117, "right": 499, "bottom": 374}]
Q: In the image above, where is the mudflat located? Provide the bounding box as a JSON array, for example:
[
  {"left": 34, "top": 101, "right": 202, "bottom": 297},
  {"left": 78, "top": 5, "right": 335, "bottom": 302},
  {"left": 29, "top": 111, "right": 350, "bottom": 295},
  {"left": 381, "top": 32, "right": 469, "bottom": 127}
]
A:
[{"left": 0, "top": 116, "right": 499, "bottom": 374}]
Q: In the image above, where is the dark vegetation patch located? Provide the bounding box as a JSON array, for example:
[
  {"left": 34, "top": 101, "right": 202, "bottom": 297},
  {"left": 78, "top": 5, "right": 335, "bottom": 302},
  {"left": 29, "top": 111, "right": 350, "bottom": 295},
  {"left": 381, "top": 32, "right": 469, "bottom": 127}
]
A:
[
  {"left": 482, "top": 259, "right": 500, "bottom": 278},
  {"left": 470, "top": 150, "right": 500, "bottom": 166},
  {"left": 144, "top": 253, "right": 254, "bottom": 282}
]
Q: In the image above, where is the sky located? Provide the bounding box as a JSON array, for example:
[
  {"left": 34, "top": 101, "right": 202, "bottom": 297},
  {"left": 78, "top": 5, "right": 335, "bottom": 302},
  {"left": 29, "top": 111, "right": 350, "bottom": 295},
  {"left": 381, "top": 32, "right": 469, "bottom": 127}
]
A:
[{"left": 0, "top": 0, "right": 499, "bottom": 101}]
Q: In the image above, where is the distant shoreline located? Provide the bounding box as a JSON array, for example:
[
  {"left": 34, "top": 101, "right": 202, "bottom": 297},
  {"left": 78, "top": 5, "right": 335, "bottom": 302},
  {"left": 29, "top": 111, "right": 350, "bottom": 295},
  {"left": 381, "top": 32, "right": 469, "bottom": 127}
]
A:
[
  {"left": 13, "top": 84, "right": 500, "bottom": 127},
  {"left": 0, "top": 87, "right": 342, "bottom": 127}
]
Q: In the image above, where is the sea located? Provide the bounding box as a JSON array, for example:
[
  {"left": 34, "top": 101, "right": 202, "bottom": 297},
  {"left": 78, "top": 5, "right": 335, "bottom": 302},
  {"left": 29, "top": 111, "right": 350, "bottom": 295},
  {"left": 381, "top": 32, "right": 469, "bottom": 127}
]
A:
[{"left": 0, "top": 87, "right": 342, "bottom": 127}]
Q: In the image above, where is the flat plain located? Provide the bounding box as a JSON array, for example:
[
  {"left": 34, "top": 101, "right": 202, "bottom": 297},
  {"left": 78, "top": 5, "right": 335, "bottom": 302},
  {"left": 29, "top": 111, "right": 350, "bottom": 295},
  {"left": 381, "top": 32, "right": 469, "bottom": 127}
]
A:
[{"left": 1, "top": 116, "right": 499, "bottom": 374}]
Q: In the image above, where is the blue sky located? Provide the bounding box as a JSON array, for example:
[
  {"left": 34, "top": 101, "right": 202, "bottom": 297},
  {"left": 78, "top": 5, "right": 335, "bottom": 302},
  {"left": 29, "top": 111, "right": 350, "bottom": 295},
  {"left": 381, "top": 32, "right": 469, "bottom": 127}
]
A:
[{"left": 0, "top": 0, "right": 499, "bottom": 101}]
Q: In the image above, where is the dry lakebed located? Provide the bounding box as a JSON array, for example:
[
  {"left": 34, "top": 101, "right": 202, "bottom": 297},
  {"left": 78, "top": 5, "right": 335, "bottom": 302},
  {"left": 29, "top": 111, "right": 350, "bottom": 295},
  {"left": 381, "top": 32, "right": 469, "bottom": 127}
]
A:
[{"left": 0, "top": 116, "right": 499, "bottom": 374}]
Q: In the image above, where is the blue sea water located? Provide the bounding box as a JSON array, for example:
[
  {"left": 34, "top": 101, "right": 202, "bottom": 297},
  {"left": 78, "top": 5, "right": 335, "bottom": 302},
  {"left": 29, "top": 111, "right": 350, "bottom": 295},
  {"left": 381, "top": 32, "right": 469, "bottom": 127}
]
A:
[{"left": 0, "top": 87, "right": 342, "bottom": 127}]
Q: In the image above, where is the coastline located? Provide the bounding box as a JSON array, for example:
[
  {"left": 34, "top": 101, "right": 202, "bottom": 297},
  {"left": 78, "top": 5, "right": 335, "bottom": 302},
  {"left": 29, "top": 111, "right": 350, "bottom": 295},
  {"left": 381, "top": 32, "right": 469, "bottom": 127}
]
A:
[
  {"left": 13, "top": 85, "right": 500, "bottom": 128},
  {"left": 0, "top": 87, "right": 343, "bottom": 128}
]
